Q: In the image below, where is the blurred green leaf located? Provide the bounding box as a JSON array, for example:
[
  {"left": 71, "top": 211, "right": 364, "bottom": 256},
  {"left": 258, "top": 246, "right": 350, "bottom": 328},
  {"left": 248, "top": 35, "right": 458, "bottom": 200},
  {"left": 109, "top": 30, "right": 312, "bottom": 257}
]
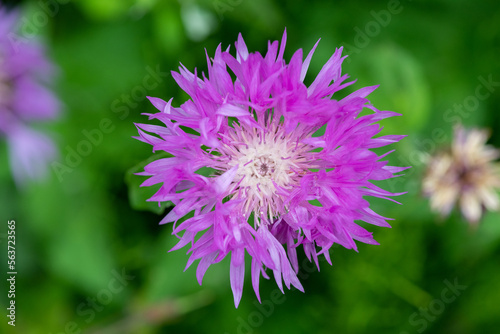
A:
[
  {"left": 350, "top": 44, "right": 431, "bottom": 136},
  {"left": 46, "top": 198, "right": 117, "bottom": 293},
  {"left": 153, "top": 3, "right": 185, "bottom": 56},
  {"left": 75, "top": 0, "right": 133, "bottom": 20}
]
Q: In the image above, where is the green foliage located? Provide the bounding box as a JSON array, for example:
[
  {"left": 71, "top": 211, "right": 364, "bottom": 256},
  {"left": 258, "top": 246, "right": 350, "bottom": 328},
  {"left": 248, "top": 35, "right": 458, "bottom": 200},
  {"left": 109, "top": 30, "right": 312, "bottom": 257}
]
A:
[
  {"left": 1, "top": 0, "right": 500, "bottom": 333},
  {"left": 352, "top": 44, "right": 431, "bottom": 135}
]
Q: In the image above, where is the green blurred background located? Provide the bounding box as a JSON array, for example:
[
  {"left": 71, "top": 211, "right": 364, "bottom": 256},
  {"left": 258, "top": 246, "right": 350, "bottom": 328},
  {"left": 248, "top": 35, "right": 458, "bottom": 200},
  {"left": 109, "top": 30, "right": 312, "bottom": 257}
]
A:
[{"left": 1, "top": 0, "right": 500, "bottom": 333}]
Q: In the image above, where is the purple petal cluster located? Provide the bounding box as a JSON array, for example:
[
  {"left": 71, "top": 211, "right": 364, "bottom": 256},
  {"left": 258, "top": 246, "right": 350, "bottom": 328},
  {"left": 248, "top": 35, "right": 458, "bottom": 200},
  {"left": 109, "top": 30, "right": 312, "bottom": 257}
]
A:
[
  {"left": 0, "top": 6, "right": 60, "bottom": 185},
  {"left": 135, "top": 31, "right": 406, "bottom": 306}
]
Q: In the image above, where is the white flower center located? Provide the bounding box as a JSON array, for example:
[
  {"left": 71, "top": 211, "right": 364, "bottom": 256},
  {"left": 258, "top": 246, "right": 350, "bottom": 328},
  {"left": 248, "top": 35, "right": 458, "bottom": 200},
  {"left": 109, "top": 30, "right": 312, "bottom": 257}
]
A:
[
  {"left": 217, "top": 123, "right": 314, "bottom": 224},
  {"left": 234, "top": 139, "right": 294, "bottom": 191}
]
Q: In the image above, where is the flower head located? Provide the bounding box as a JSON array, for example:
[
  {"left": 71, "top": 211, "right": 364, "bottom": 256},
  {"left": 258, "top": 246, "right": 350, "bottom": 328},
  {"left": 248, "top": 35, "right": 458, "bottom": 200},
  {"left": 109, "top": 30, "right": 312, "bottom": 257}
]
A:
[
  {"left": 423, "top": 125, "right": 500, "bottom": 224},
  {"left": 0, "top": 6, "right": 60, "bottom": 185},
  {"left": 135, "top": 31, "right": 406, "bottom": 306}
]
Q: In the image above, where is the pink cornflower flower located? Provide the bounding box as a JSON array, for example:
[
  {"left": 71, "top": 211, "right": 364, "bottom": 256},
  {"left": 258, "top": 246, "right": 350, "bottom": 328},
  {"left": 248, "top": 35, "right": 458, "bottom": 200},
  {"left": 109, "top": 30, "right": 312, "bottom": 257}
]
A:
[{"left": 134, "top": 31, "right": 406, "bottom": 306}]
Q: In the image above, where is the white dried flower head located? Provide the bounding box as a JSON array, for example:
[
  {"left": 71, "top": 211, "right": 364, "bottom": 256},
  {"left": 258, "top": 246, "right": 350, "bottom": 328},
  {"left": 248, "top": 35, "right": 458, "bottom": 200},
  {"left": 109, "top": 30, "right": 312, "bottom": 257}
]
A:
[{"left": 423, "top": 125, "right": 500, "bottom": 224}]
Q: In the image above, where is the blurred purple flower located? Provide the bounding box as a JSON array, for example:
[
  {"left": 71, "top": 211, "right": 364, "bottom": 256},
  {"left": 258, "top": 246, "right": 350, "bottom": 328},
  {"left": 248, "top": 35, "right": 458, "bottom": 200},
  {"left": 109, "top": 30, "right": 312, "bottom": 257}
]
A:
[
  {"left": 134, "top": 31, "right": 406, "bottom": 307},
  {"left": 0, "top": 6, "right": 60, "bottom": 185}
]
